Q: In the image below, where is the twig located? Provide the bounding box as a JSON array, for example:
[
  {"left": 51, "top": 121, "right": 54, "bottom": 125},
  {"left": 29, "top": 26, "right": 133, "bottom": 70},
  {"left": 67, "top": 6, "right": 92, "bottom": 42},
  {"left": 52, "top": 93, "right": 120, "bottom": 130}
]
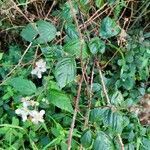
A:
[
  {"left": 84, "top": 63, "right": 95, "bottom": 127},
  {"left": 96, "top": 60, "right": 111, "bottom": 105},
  {"left": 67, "top": 64, "right": 87, "bottom": 150},
  {"left": 68, "top": 0, "right": 83, "bottom": 40},
  {"left": 102, "top": 51, "right": 118, "bottom": 69},
  {"left": 44, "top": 0, "right": 56, "bottom": 20},
  {"left": 10, "top": 0, "right": 31, "bottom": 22},
  {"left": 129, "top": 2, "right": 150, "bottom": 30},
  {"left": 68, "top": 0, "right": 84, "bottom": 62},
  {"left": 118, "top": 134, "right": 124, "bottom": 150},
  {"left": 0, "top": 42, "right": 32, "bottom": 86},
  {"left": 55, "top": 4, "right": 109, "bottom": 45},
  {"left": 67, "top": 8, "right": 86, "bottom": 146},
  {"left": 118, "top": 0, "right": 130, "bottom": 21},
  {"left": 78, "top": 8, "right": 90, "bottom": 41},
  {"left": 79, "top": 3, "right": 108, "bottom": 29},
  {"left": 79, "top": 62, "right": 95, "bottom": 149},
  {"left": 126, "top": 1, "right": 134, "bottom": 30}
]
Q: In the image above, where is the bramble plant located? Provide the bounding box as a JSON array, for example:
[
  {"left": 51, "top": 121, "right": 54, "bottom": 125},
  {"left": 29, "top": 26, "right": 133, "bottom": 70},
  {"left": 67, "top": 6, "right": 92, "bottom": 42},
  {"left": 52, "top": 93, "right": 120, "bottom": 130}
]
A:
[{"left": 0, "top": 0, "right": 150, "bottom": 149}]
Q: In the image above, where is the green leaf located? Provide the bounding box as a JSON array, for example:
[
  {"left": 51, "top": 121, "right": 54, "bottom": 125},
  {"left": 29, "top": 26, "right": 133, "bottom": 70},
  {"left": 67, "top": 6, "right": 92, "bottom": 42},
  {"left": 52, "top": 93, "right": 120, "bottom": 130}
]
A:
[
  {"left": 140, "top": 137, "right": 150, "bottom": 150},
  {"left": 102, "top": 108, "right": 124, "bottom": 133},
  {"left": 51, "top": 122, "right": 65, "bottom": 137},
  {"left": 55, "top": 57, "right": 76, "bottom": 88},
  {"left": 99, "top": 17, "right": 121, "bottom": 39},
  {"left": 111, "top": 90, "right": 124, "bottom": 106},
  {"left": 125, "top": 143, "right": 135, "bottom": 150},
  {"left": 21, "top": 20, "right": 56, "bottom": 44},
  {"left": 61, "top": 141, "right": 68, "bottom": 150},
  {"left": 21, "top": 22, "right": 37, "bottom": 42},
  {"left": 90, "top": 108, "right": 105, "bottom": 123},
  {"left": 81, "top": 130, "right": 92, "bottom": 148},
  {"left": 90, "top": 108, "right": 124, "bottom": 133},
  {"left": 122, "top": 76, "right": 135, "bottom": 90},
  {"left": 107, "top": 0, "right": 116, "bottom": 5},
  {"left": 60, "top": 2, "right": 77, "bottom": 22},
  {"left": 79, "top": 0, "right": 90, "bottom": 13},
  {"left": 48, "top": 89, "right": 73, "bottom": 113},
  {"left": 93, "top": 131, "right": 114, "bottom": 150},
  {"left": 0, "top": 52, "right": 3, "bottom": 60},
  {"left": 35, "top": 20, "right": 56, "bottom": 44},
  {"left": 41, "top": 45, "right": 64, "bottom": 59},
  {"left": 65, "top": 23, "right": 79, "bottom": 40},
  {"left": 95, "top": 0, "right": 104, "bottom": 8},
  {"left": 8, "top": 77, "right": 36, "bottom": 95},
  {"left": 2, "top": 86, "right": 14, "bottom": 100},
  {"left": 64, "top": 39, "right": 89, "bottom": 59},
  {"left": 47, "top": 80, "right": 61, "bottom": 91},
  {"left": 125, "top": 51, "right": 134, "bottom": 63},
  {"left": 88, "top": 37, "right": 105, "bottom": 54},
  {"left": 12, "top": 117, "right": 19, "bottom": 126},
  {"left": 92, "top": 83, "right": 101, "bottom": 92}
]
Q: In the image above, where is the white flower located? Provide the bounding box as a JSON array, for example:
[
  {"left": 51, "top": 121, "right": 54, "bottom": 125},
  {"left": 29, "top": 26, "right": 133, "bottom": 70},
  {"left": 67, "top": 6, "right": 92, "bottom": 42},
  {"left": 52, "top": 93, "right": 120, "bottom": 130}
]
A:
[
  {"left": 30, "top": 110, "right": 45, "bottom": 124},
  {"left": 15, "top": 108, "right": 30, "bottom": 122},
  {"left": 15, "top": 97, "right": 45, "bottom": 124},
  {"left": 21, "top": 97, "right": 39, "bottom": 107},
  {"left": 21, "top": 97, "right": 31, "bottom": 108},
  {"left": 117, "top": 29, "right": 128, "bottom": 46},
  {"left": 31, "top": 59, "right": 46, "bottom": 78}
]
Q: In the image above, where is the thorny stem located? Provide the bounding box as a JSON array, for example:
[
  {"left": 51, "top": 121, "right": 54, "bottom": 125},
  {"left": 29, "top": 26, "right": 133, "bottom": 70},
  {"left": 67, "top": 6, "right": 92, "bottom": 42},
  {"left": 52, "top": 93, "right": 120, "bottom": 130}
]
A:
[
  {"left": 55, "top": 4, "right": 111, "bottom": 45},
  {"left": 96, "top": 60, "right": 111, "bottom": 105},
  {"left": 67, "top": 64, "right": 87, "bottom": 150},
  {"left": 79, "top": 63, "right": 95, "bottom": 150},
  {"left": 84, "top": 63, "right": 95, "bottom": 127},
  {"left": 96, "top": 60, "right": 125, "bottom": 150},
  {"left": 79, "top": 3, "right": 108, "bottom": 29},
  {"left": 67, "top": 1, "right": 85, "bottom": 149},
  {"left": 118, "top": 134, "right": 125, "bottom": 150},
  {"left": 68, "top": 0, "right": 84, "bottom": 62},
  {"left": 68, "top": 0, "right": 83, "bottom": 40}
]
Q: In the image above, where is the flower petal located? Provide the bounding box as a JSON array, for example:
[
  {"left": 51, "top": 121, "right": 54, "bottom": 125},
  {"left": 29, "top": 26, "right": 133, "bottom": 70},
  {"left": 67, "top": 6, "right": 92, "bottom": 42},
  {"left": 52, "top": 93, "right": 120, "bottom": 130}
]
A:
[{"left": 31, "top": 68, "right": 38, "bottom": 75}]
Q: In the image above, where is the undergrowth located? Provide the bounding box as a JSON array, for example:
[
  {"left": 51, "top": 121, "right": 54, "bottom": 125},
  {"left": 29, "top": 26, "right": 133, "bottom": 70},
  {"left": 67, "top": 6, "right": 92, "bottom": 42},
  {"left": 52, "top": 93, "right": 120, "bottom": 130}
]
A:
[{"left": 0, "top": 0, "right": 150, "bottom": 149}]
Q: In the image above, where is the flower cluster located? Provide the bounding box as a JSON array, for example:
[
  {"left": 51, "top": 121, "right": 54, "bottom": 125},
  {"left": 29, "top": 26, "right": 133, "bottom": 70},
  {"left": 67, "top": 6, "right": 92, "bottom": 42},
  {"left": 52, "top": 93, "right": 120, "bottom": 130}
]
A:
[
  {"left": 31, "top": 59, "right": 46, "bottom": 78},
  {"left": 15, "top": 97, "right": 45, "bottom": 124},
  {"left": 117, "top": 28, "right": 128, "bottom": 46}
]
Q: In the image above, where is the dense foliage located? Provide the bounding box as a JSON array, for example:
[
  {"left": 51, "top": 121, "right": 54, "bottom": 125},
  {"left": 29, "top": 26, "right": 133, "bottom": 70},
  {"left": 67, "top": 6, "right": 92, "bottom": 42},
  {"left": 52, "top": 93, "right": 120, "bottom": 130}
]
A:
[{"left": 0, "top": 0, "right": 150, "bottom": 149}]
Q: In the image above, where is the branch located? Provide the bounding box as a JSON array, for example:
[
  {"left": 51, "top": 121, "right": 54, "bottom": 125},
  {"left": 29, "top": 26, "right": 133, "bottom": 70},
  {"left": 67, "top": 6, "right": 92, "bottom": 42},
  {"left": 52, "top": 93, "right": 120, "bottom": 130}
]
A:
[
  {"left": 118, "top": 134, "right": 125, "bottom": 150},
  {"left": 67, "top": 65, "right": 87, "bottom": 150},
  {"left": 96, "top": 60, "right": 111, "bottom": 105},
  {"left": 84, "top": 63, "right": 95, "bottom": 127},
  {"left": 79, "top": 63, "right": 95, "bottom": 150}
]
